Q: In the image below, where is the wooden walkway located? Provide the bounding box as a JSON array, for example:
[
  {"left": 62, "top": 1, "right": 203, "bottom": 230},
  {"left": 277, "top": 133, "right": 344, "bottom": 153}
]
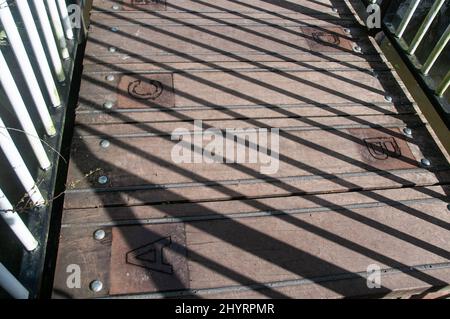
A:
[{"left": 53, "top": 0, "right": 450, "bottom": 298}]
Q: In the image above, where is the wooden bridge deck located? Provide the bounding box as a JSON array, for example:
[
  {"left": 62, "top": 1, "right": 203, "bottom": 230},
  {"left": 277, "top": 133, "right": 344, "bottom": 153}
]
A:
[{"left": 53, "top": 0, "right": 450, "bottom": 298}]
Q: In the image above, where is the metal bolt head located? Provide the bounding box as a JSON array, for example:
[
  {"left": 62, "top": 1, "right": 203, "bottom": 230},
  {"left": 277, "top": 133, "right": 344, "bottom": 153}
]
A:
[
  {"left": 421, "top": 158, "right": 431, "bottom": 167},
  {"left": 94, "top": 229, "right": 106, "bottom": 240},
  {"left": 108, "top": 46, "right": 117, "bottom": 53},
  {"left": 112, "top": 5, "right": 120, "bottom": 10},
  {"left": 98, "top": 175, "right": 109, "bottom": 184},
  {"left": 106, "top": 74, "right": 115, "bottom": 81},
  {"left": 100, "top": 139, "right": 111, "bottom": 148},
  {"left": 353, "top": 45, "right": 362, "bottom": 53},
  {"left": 332, "top": 8, "right": 338, "bottom": 13},
  {"left": 111, "top": 27, "right": 119, "bottom": 32},
  {"left": 385, "top": 95, "right": 393, "bottom": 102},
  {"left": 403, "top": 127, "right": 412, "bottom": 137},
  {"left": 103, "top": 101, "right": 114, "bottom": 109},
  {"left": 343, "top": 28, "right": 351, "bottom": 35},
  {"left": 90, "top": 280, "right": 103, "bottom": 292}
]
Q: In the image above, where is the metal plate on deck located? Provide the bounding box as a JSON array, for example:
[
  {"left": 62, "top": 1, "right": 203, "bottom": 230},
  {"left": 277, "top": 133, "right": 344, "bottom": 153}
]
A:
[
  {"left": 349, "top": 128, "right": 417, "bottom": 170},
  {"left": 123, "top": 0, "right": 167, "bottom": 11},
  {"left": 302, "top": 27, "right": 354, "bottom": 52},
  {"left": 116, "top": 73, "right": 175, "bottom": 109},
  {"left": 110, "top": 223, "right": 189, "bottom": 295}
]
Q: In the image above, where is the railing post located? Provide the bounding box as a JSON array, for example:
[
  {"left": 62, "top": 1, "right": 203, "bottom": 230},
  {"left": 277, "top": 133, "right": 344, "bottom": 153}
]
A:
[
  {"left": 0, "top": 188, "right": 39, "bottom": 252},
  {"left": 395, "top": 0, "right": 422, "bottom": 39},
  {"left": 57, "top": 0, "right": 75, "bottom": 40},
  {"left": 0, "top": 48, "right": 52, "bottom": 171},
  {"left": 408, "top": 0, "right": 446, "bottom": 55},
  {"left": 45, "top": 0, "right": 70, "bottom": 59},
  {"left": 0, "top": 116, "right": 45, "bottom": 206},
  {"left": 421, "top": 24, "right": 450, "bottom": 75},
  {"left": 15, "top": 0, "right": 62, "bottom": 108},
  {"left": 32, "top": 0, "right": 66, "bottom": 82},
  {"left": 0, "top": 263, "right": 29, "bottom": 299},
  {"left": 0, "top": 1, "right": 56, "bottom": 136},
  {"left": 436, "top": 70, "right": 450, "bottom": 97}
]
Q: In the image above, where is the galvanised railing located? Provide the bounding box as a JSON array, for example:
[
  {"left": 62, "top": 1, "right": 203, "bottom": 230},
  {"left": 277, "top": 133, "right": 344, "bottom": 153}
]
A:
[
  {"left": 0, "top": 0, "right": 87, "bottom": 298},
  {"left": 381, "top": 0, "right": 450, "bottom": 126}
]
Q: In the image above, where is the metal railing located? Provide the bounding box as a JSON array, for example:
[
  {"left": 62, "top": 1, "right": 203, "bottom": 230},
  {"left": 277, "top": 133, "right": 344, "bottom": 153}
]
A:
[
  {"left": 0, "top": 0, "right": 86, "bottom": 298},
  {"left": 381, "top": 0, "right": 450, "bottom": 126}
]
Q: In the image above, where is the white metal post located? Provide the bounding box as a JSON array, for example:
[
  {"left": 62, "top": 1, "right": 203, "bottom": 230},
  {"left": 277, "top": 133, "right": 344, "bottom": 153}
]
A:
[
  {"left": 0, "top": 49, "right": 52, "bottom": 171},
  {"left": 396, "top": 0, "right": 421, "bottom": 39},
  {"left": 0, "top": 2, "right": 56, "bottom": 136},
  {"left": 57, "top": 0, "right": 74, "bottom": 40},
  {"left": 0, "top": 263, "right": 29, "bottom": 299},
  {"left": 0, "top": 116, "right": 45, "bottom": 206},
  {"left": 0, "top": 188, "right": 39, "bottom": 252},
  {"left": 45, "top": 0, "right": 70, "bottom": 59},
  {"left": 32, "top": 0, "right": 66, "bottom": 82},
  {"left": 15, "top": 0, "right": 62, "bottom": 108}
]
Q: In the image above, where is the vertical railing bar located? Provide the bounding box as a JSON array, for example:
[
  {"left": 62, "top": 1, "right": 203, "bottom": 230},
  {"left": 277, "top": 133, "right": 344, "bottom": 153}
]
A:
[
  {"left": 45, "top": 0, "right": 70, "bottom": 59},
  {"left": 57, "top": 0, "right": 74, "bottom": 40},
  {"left": 0, "top": 48, "right": 52, "bottom": 171},
  {"left": 32, "top": 0, "right": 66, "bottom": 82},
  {"left": 15, "top": 0, "right": 62, "bottom": 108},
  {"left": 0, "top": 188, "right": 39, "bottom": 252},
  {"left": 436, "top": 70, "right": 450, "bottom": 97},
  {"left": 395, "top": 0, "right": 421, "bottom": 39},
  {"left": 0, "top": 116, "right": 45, "bottom": 206},
  {"left": 0, "top": 2, "right": 56, "bottom": 137},
  {"left": 0, "top": 263, "right": 29, "bottom": 299},
  {"left": 421, "top": 24, "right": 450, "bottom": 75},
  {"left": 408, "top": 0, "right": 446, "bottom": 55}
]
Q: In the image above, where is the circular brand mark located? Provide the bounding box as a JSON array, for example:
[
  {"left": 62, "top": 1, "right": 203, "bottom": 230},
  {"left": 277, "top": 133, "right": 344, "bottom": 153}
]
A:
[{"left": 128, "top": 79, "right": 164, "bottom": 100}]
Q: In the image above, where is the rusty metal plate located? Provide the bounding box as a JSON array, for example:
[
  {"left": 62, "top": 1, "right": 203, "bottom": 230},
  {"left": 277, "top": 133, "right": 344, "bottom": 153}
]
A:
[
  {"left": 349, "top": 128, "right": 417, "bottom": 171},
  {"left": 123, "top": 0, "right": 167, "bottom": 11},
  {"left": 110, "top": 223, "right": 189, "bottom": 295},
  {"left": 116, "top": 73, "right": 174, "bottom": 109},
  {"left": 301, "top": 27, "right": 354, "bottom": 52}
]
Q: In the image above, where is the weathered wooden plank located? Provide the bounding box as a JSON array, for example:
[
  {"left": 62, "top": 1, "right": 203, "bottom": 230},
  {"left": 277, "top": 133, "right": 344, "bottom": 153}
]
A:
[
  {"left": 61, "top": 185, "right": 449, "bottom": 225},
  {"left": 63, "top": 123, "right": 449, "bottom": 208},
  {"left": 85, "top": 23, "right": 373, "bottom": 64},
  {"left": 75, "top": 103, "right": 414, "bottom": 125},
  {"left": 77, "top": 68, "right": 409, "bottom": 114},
  {"left": 63, "top": 168, "right": 450, "bottom": 209},
  {"left": 53, "top": 193, "right": 450, "bottom": 298},
  {"left": 91, "top": 0, "right": 352, "bottom": 16},
  {"left": 73, "top": 115, "right": 420, "bottom": 136}
]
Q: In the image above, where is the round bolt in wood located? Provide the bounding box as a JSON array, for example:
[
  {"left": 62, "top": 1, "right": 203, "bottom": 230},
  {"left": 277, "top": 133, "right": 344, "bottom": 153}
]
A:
[
  {"left": 353, "top": 45, "right": 362, "bottom": 53},
  {"left": 108, "top": 46, "right": 117, "bottom": 53},
  {"left": 421, "top": 158, "right": 431, "bottom": 167},
  {"left": 103, "top": 101, "right": 114, "bottom": 109},
  {"left": 106, "top": 74, "right": 115, "bottom": 81},
  {"left": 100, "top": 140, "right": 111, "bottom": 148},
  {"left": 112, "top": 5, "right": 120, "bottom": 10},
  {"left": 98, "top": 176, "right": 109, "bottom": 184},
  {"left": 332, "top": 8, "right": 338, "bottom": 13},
  {"left": 90, "top": 280, "right": 103, "bottom": 292},
  {"left": 111, "top": 27, "right": 119, "bottom": 32},
  {"left": 384, "top": 95, "right": 393, "bottom": 102},
  {"left": 403, "top": 127, "right": 412, "bottom": 137},
  {"left": 94, "top": 229, "right": 106, "bottom": 240},
  {"left": 343, "top": 28, "right": 351, "bottom": 35}
]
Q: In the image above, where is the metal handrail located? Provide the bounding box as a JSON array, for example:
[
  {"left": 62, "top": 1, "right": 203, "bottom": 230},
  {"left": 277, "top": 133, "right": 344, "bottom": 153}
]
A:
[{"left": 0, "top": 0, "right": 86, "bottom": 299}]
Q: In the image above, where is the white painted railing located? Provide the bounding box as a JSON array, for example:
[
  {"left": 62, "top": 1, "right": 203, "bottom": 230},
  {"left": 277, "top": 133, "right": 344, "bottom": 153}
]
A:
[{"left": 0, "top": 0, "right": 82, "bottom": 299}]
